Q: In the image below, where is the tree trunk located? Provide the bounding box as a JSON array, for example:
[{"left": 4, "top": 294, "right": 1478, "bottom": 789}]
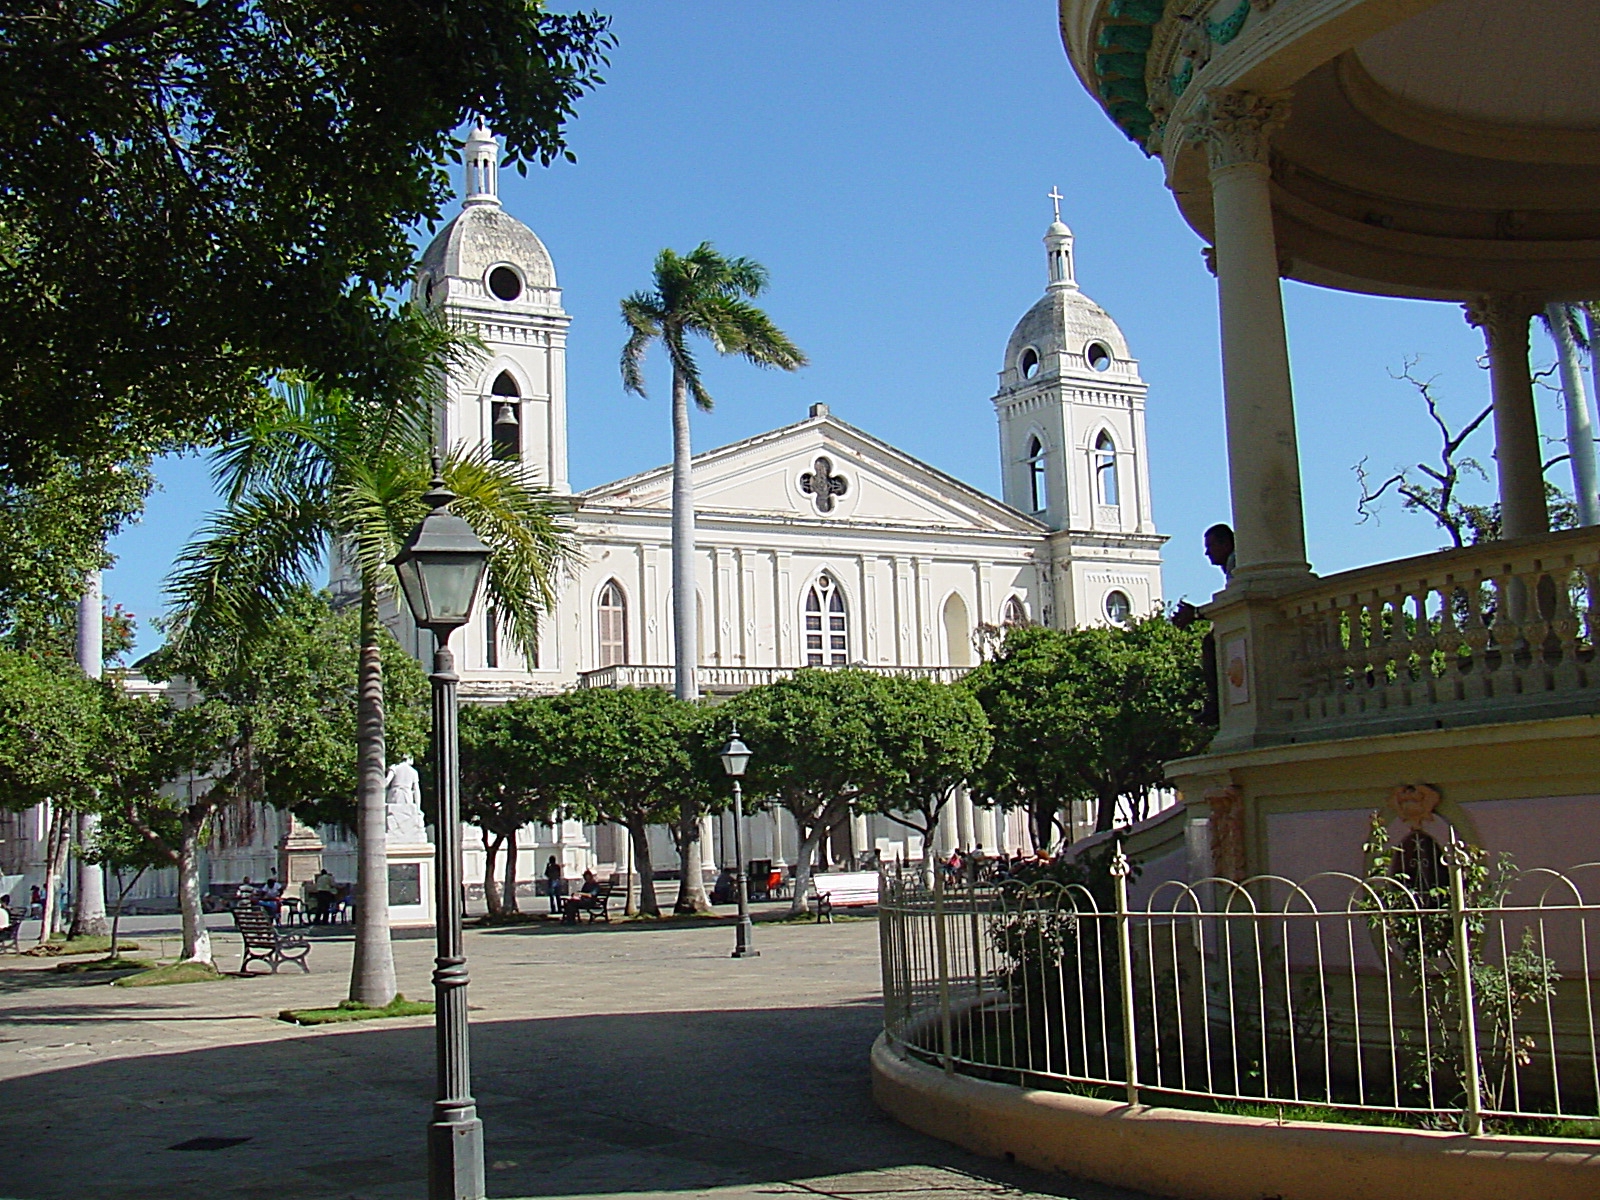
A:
[
  {"left": 36, "top": 804, "right": 69, "bottom": 946},
  {"left": 482, "top": 830, "right": 504, "bottom": 917},
  {"left": 789, "top": 817, "right": 826, "bottom": 916},
  {"left": 673, "top": 807, "right": 711, "bottom": 914},
  {"left": 177, "top": 816, "right": 212, "bottom": 965},
  {"left": 108, "top": 866, "right": 144, "bottom": 960},
  {"left": 349, "top": 586, "right": 396, "bottom": 1006},
  {"left": 1549, "top": 303, "right": 1600, "bottom": 525},
  {"left": 669, "top": 365, "right": 699, "bottom": 702},
  {"left": 70, "top": 570, "right": 108, "bottom": 938},
  {"left": 501, "top": 832, "right": 520, "bottom": 913},
  {"left": 1093, "top": 786, "right": 1120, "bottom": 835},
  {"left": 1028, "top": 800, "right": 1056, "bottom": 857},
  {"left": 627, "top": 821, "right": 658, "bottom": 917}
]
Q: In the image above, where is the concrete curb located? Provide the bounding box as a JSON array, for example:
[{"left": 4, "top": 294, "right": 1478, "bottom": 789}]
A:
[{"left": 870, "top": 1034, "right": 1600, "bottom": 1200}]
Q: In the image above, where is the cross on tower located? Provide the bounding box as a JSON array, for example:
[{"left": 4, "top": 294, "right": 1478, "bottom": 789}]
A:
[
  {"left": 1048, "top": 187, "right": 1064, "bottom": 223},
  {"left": 799, "top": 456, "right": 849, "bottom": 514}
]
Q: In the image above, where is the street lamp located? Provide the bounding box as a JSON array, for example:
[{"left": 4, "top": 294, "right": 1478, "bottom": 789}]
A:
[
  {"left": 392, "top": 461, "right": 492, "bottom": 1200},
  {"left": 718, "top": 726, "right": 758, "bottom": 959}
]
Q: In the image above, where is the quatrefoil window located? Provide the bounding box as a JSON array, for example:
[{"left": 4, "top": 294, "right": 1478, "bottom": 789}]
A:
[{"left": 799, "top": 456, "right": 848, "bottom": 514}]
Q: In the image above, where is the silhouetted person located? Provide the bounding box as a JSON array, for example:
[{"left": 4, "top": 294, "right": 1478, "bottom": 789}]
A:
[{"left": 1173, "top": 523, "right": 1233, "bottom": 726}]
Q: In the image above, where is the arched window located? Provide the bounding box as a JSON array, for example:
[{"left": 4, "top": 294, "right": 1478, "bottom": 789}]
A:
[
  {"left": 597, "top": 581, "right": 627, "bottom": 668},
  {"left": 491, "top": 372, "right": 521, "bottom": 461},
  {"left": 805, "top": 573, "right": 848, "bottom": 666},
  {"left": 1026, "top": 436, "right": 1048, "bottom": 513},
  {"left": 1104, "top": 590, "right": 1132, "bottom": 626},
  {"left": 942, "top": 593, "right": 972, "bottom": 667},
  {"left": 1095, "top": 431, "right": 1119, "bottom": 506},
  {"left": 1002, "top": 596, "right": 1028, "bottom": 627}
]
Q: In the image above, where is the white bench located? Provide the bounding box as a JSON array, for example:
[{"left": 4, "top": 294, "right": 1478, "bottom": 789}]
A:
[{"left": 811, "top": 871, "right": 880, "bottom": 923}]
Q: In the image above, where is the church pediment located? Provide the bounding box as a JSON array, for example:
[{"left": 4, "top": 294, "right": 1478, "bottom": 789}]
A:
[{"left": 576, "top": 409, "right": 1044, "bottom": 535}]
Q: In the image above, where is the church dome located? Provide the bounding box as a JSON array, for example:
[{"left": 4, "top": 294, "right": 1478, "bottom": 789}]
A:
[
  {"left": 413, "top": 126, "right": 558, "bottom": 305},
  {"left": 1001, "top": 213, "right": 1132, "bottom": 385},
  {"left": 417, "top": 204, "right": 558, "bottom": 292}
]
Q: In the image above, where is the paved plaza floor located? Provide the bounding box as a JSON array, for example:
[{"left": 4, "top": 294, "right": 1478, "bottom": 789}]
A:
[{"left": 0, "top": 912, "right": 1152, "bottom": 1200}]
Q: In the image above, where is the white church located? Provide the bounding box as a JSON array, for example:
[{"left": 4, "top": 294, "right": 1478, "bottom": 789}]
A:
[
  {"left": 3, "top": 132, "right": 1168, "bottom": 911},
  {"left": 382, "top": 129, "right": 1167, "bottom": 888}
]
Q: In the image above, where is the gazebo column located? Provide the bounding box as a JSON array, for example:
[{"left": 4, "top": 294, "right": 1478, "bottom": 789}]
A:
[
  {"left": 1468, "top": 296, "right": 1549, "bottom": 539},
  {"left": 1200, "top": 90, "right": 1310, "bottom": 582}
]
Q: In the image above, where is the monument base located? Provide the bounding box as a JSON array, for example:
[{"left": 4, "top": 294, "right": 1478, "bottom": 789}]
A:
[{"left": 386, "top": 841, "right": 437, "bottom": 928}]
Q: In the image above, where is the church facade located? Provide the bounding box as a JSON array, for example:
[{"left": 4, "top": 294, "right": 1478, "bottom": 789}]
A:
[{"left": 389, "top": 130, "right": 1169, "bottom": 878}]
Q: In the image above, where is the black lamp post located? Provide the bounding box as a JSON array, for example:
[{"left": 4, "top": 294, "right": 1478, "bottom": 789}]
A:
[
  {"left": 392, "top": 461, "right": 492, "bottom": 1200},
  {"left": 718, "top": 727, "right": 757, "bottom": 959}
]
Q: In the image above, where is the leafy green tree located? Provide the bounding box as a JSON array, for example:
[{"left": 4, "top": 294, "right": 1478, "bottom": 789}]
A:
[
  {"left": 872, "top": 675, "right": 993, "bottom": 880},
  {"left": 81, "top": 802, "right": 178, "bottom": 960},
  {"left": 138, "top": 588, "right": 428, "bottom": 964},
  {"left": 0, "top": 647, "right": 105, "bottom": 942},
  {"left": 0, "top": 1, "right": 612, "bottom": 486},
  {"left": 459, "top": 700, "right": 568, "bottom": 918},
  {"left": 165, "top": 385, "right": 561, "bottom": 1002},
  {"left": 964, "top": 618, "right": 1209, "bottom": 842},
  {"left": 554, "top": 687, "right": 719, "bottom": 918},
  {"left": 729, "top": 669, "right": 893, "bottom": 915},
  {"left": 620, "top": 243, "right": 806, "bottom": 910}
]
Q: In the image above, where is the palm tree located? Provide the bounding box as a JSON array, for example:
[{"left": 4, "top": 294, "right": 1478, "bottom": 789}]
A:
[
  {"left": 620, "top": 243, "right": 805, "bottom": 912},
  {"left": 1540, "top": 303, "right": 1599, "bottom": 525},
  {"left": 168, "top": 379, "right": 572, "bottom": 1004}
]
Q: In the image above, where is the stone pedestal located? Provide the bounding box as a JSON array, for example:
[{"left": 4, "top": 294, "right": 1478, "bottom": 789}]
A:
[
  {"left": 386, "top": 842, "right": 437, "bottom": 928},
  {"left": 276, "top": 816, "right": 324, "bottom": 894}
]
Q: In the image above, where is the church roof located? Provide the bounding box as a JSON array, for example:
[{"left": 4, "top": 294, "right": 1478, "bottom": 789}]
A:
[
  {"left": 576, "top": 407, "right": 1047, "bottom": 537},
  {"left": 1004, "top": 286, "right": 1129, "bottom": 366},
  {"left": 417, "top": 204, "right": 557, "bottom": 290}
]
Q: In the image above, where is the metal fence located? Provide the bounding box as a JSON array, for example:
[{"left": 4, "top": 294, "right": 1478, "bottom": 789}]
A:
[{"left": 879, "top": 846, "right": 1600, "bottom": 1132}]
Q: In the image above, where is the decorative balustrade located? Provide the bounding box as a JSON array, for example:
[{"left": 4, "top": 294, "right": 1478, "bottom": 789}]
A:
[
  {"left": 577, "top": 663, "right": 971, "bottom": 692},
  {"left": 1275, "top": 527, "right": 1600, "bottom": 737}
]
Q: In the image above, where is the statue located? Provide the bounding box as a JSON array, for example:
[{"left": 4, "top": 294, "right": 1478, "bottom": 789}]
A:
[{"left": 384, "top": 757, "right": 428, "bottom": 843}]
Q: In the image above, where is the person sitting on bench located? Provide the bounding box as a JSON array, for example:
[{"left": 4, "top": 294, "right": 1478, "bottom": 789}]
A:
[{"left": 561, "top": 869, "right": 601, "bottom": 924}]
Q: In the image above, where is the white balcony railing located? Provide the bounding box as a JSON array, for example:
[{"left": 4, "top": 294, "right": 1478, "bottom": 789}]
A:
[
  {"left": 1275, "top": 526, "right": 1600, "bottom": 737},
  {"left": 577, "top": 663, "right": 971, "bottom": 692}
]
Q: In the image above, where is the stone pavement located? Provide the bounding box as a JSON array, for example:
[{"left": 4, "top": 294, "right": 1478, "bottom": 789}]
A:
[{"left": 0, "top": 915, "right": 1154, "bottom": 1200}]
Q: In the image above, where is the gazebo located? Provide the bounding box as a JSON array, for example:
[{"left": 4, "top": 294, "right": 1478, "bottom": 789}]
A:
[{"left": 1057, "top": 0, "right": 1600, "bottom": 880}]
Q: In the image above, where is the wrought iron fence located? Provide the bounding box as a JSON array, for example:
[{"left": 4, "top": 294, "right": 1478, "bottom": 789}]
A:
[{"left": 879, "top": 847, "right": 1600, "bottom": 1132}]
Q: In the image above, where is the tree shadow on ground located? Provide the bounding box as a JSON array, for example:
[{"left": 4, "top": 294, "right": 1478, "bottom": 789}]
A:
[{"left": 0, "top": 1002, "right": 1149, "bottom": 1200}]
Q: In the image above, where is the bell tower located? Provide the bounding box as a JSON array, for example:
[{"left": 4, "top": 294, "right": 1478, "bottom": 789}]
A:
[
  {"left": 992, "top": 196, "right": 1166, "bottom": 626},
  {"left": 413, "top": 125, "right": 571, "bottom": 494}
]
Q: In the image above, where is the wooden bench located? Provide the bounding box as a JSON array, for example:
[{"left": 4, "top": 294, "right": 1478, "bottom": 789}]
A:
[
  {"left": 231, "top": 904, "right": 311, "bottom": 974},
  {"left": 811, "top": 871, "right": 880, "bottom": 923},
  {"left": 562, "top": 882, "right": 620, "bottom": 924}
]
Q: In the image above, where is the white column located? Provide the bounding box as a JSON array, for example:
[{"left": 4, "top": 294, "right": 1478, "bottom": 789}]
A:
[
  {"left": 954, "top": 789, "right": 974, "bottom": 851},
  {"left": 974, "top": 804, "right": 997, "bottom": 856},
  {"left": 73, "top": 571, "right": 108, "bottom": 936},
  {"left": 1469, "top": 296, "right": 1549, "bottom": 538},
  {"left": 850, "top": 812, "right": 870, "bottom": 863},
  {"left": 1200, "top": 91, "right": 1310, "bottom": 581}
]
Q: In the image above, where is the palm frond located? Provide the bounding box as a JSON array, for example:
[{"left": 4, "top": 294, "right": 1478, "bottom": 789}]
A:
[
  {"left": 663, "top": 330, "right": 714, "bottom": 412},
  {"left": 166, "top": 488, "right": 332, "bottom": 656},
  {"left": 443, "top": 447, "right": 578, "bottom": 662},
  {"left": 620, "top": 294, "right": 663, "bottom": 397},
  {"left": 689, "top": 294, "right": 808, "bottom": 370}
]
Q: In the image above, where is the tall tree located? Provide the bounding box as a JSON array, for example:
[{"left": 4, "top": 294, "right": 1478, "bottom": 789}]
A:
[
  {"left": 138, "top": 587, "right": 429, "bottom": 964},
  {"left": 619, "top": 243, "right": 806, "bottom": 911},
  {"left": 964, "top": 620, "right": 1209, "bottom": 840},
  {"left": 729, "top": 669, "right": 892, "bottom": 915},
  {"left": 873, "top": 675, "right": 993, "bottom": 882},
  {"left": 0, "top": 1, "right": 612, "bottom": 486},
  {"left": 166, "top": 382, "right": 571, "bottom": 1004},
  {"left": 459, "top": 700, "right": 568, "bottom": 918},
  {"left": 1541, "top": 304, "right": 1600, "bottom": 525}
]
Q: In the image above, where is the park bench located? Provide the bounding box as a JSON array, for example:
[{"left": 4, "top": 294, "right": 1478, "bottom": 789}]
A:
[
  {"left": 562, "top": 882, "right": 620, "bottom": 924},
  {"left": 0, "top": 911, "right": 21, "bottom": 953},
  {"left": 811, "top": 871, "right": 880, "bottom": 923},
  {"left": 231, "top": 903, "right": 311, "bottom": 974}
]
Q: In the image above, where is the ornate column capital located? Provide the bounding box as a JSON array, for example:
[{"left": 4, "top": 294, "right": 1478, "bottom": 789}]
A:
[
  {"left": 1463, "top": 293, "right": 1541, "bottom": 339},
  {"left": 1196, "top": 89, "right": 1291, "bottom": 173}
]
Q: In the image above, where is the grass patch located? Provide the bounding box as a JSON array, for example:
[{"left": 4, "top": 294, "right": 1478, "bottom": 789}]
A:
[
  {"left": 53, "top": 955, "right": 154, "bottom": 974},
  {"left": 471, "top": 911, "right": 551, "bottom": 927},
  {"left": 113, "top": 960, "right": 225, "bottom": 987},
  {"left": 23, "top": 935, "right": 142, "bottom": 957},
  {"left": 278, "top": 994, "right": 434, "bottom": 1026}
]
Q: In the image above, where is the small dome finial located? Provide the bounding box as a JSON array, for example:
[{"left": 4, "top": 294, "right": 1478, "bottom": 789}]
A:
[
  {"left": 464, "top": 123, "right": 500, "bottom": 208},
  {"left": 1044, "top": 187, "right": 1076, "bottom": 291}
]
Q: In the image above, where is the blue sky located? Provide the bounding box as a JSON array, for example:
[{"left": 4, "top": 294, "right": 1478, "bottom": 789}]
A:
[{"left": 107, "top": 1, "right": 1575, "bottom": 656}]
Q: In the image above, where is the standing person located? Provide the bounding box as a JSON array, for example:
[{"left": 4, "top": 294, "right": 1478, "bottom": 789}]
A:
[
  {"left": 309, "top": 868, "right": 338, "bottom": 924},
  {"left": 1173, "top": 522, "right": 1234, "bottom": 726},
  {"left": 544, "top": 855, "right": 565, "bottom": 914}
]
